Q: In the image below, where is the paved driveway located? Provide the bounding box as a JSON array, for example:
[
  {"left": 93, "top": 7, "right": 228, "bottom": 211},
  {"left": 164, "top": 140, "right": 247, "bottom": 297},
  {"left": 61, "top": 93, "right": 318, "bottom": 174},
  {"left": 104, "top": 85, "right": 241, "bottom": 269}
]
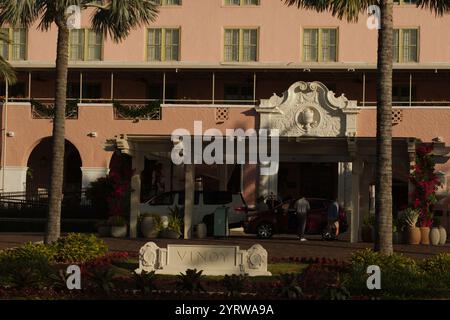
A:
[{"left": 0, "top": 232, "right": 448, "bottom": 261}]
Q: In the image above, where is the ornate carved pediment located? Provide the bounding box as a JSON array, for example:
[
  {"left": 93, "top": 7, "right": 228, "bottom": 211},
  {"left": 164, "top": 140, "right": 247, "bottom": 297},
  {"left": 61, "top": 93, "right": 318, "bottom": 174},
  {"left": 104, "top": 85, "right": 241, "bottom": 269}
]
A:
[{"left": 256, "top": 81, "right": 360, "bottom": 137}]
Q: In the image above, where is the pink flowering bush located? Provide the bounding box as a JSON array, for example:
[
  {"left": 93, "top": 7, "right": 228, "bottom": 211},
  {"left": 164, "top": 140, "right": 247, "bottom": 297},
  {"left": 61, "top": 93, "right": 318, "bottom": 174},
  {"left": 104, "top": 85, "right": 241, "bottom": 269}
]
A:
[{"left": 410, "top": 144, "right": 441, "bottom": 227}]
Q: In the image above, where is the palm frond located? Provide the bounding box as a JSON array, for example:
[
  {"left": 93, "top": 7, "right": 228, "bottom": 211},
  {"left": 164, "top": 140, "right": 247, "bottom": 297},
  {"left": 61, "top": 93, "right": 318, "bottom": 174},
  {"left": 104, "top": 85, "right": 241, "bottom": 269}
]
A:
[
  {"left": 0, "top": 0, "right": 43, "bottom": 28},
  {"left": 416, "top": 0, "right": 450, "bottom": 16},
  {"left": 283, "top": 0, "right": 378, "bottom": 22},
  {"left": 0, "top": 55, "right": 17, "bottom": 84},
  {"left": 90, "top": 0, "right": 159, "bottom": 42}
]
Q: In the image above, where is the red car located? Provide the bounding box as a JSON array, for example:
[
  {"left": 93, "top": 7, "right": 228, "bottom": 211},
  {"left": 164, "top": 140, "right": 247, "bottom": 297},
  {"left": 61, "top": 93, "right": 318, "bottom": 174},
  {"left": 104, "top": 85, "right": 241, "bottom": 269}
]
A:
[{"left": 243, "top": 198, "right": 348, "bottom": 239}]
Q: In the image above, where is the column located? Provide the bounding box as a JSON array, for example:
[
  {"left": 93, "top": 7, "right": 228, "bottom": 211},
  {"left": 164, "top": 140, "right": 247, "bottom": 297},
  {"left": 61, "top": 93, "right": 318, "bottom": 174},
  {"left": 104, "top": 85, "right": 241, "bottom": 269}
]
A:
[
  {"left": 1, "top": 166, "right": 28, "bottom": 192},
  {"left": 81, "top": 167, "right": 109, "bottom": 189},
  {"left": 350, "top": 160, "right": 362, "bottom": 243},
  {"left": 359, "top": 163, "right": 371, "bottom": 224},
  {"left": 337, "top": 162, "right": 345, "bottom": 207},
  {"left": 258, "top": 162, "right": 278, "bottom": 197},
  {"left": 130, "top": 155, "right": 144, "bottom": 238},
  {"left": 219, "top": 165, "right": 228, "bottom": 191},
  {"left": 344, "top": 162, "right": 353, "bottom": 212},
  {"left": 184, "top": 164, "right": 195, "bottom": 239}
]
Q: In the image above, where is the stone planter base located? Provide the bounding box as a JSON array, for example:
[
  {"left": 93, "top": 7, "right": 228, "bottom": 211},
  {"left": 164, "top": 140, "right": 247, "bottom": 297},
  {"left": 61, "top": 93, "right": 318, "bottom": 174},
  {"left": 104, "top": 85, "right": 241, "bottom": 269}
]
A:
[
  {"left": 111, "top": 225, "right": 127, "bottom": 238},
  {"left": 420, "top": 227, "right": 430, "bottom": 245}
]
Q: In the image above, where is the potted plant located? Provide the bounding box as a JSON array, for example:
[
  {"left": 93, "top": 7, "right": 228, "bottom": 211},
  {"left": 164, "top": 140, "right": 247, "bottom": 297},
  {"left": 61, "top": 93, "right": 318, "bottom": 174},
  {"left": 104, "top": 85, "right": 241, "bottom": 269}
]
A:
[
  {"left": 402, "top": 208, "right": 421, "bottom": 245},
  {"left": 361, "top": 214, "right": 375, "bottom": 243},
  {"left": 108, "top": 216, "right": 128, "bottom": 238},
  {"left": 140, "top": 213, "right": 163, "bottom": 238},
  {"left": 419, "top": 215, "right": 432, "bottom": 245},
  {"left": 430, "top": 217, "right": 441, "bottom": 245},
  {"left": 432, "top": 217, "right": 447, "bottom": 245},
  {"left": 159, "top": 206, "right": 182, "bottom": 239},
  {"left": 96, "top": 220, "right": 110, "bottom": 237},
  {"left": 410, "top": 144, "right": 441, "bottom": 245}
]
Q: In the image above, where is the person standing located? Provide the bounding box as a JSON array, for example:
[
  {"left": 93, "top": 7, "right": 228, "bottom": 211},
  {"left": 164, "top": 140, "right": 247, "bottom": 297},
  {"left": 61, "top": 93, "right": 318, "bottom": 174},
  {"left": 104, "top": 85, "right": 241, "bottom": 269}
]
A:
[
  {"left": 294, "top": 197, "right": 310, "bottom": 241},
  {"left": 327, "top": 199, "right": 340, "bottom": 238}
]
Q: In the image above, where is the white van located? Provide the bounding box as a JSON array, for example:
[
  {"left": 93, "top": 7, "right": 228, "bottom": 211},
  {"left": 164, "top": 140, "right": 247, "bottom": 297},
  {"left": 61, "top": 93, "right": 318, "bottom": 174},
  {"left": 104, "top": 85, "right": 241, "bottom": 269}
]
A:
[{"left": 139, "top": 191, "right": 248, "bottom": 227}]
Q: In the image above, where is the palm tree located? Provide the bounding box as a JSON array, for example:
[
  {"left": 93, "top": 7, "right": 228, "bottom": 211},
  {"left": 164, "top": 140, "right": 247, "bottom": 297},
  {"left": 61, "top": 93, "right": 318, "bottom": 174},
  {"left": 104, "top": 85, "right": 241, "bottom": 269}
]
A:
[
  {"left": 0, "top": 32, "right": 17, "bottom": 84},
  {"left": 284, "top": 0, "right": 449, "bottom": 254},
  {"left": 0, "top": 0, "right": 159, "bottom": 244}
]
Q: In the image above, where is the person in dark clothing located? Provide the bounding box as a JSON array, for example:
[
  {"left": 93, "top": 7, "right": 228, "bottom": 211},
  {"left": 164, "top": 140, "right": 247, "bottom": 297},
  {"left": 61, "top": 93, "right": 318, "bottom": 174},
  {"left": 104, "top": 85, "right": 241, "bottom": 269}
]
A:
[{"left": 294, "top": 197, "right": 310, "bottom": 241}]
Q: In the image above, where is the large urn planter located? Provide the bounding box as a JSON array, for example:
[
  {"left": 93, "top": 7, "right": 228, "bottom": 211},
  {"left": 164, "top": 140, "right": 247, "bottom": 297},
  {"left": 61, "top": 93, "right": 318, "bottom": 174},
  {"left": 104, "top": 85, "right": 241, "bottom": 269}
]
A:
[
  {"left": 195, "top": 223, "right": 207, "bottom": 239},
  {"left": 159, "top": 229, "right": 181, "bottom": 239},
  {"left": 141, "top": 216, "right": 159, "bottom": 238},
  {"left": 420, "top": 227, "right": 430, "bottom": 245},
  {"left": 430, "top": 227, "right": 441, "bottom": 246},
  {"left": 406, "top": 227, "right": 421, "bottom": 245},
  {"left": 439, "top": 226, "right": 447, "bottom": 245},
  {"left": 111, "top": 225, "right": 127, "bottom": 238},
  {"left": 361, "top": 226, "right": 373, "bottom": 243}
]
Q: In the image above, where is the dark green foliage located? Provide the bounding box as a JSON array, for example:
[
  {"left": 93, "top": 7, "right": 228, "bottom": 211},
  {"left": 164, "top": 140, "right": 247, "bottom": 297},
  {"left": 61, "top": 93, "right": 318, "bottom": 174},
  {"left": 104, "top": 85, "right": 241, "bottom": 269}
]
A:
[
  {"left": 0, "top": 250, "right": 53, "bottom": 289},
  {"left": 133, "top": 270, "right": 157, "bottom": 294},
  {"left": 85, "top": 177, "right": 114, "bottom": 216},
  {"left": 222, "top": 274, "right": 248, "bottom": 298},
  {"left": 176, "top": 269, "right": 206, "bottom": 293},
  {"left": 277, "top": 273, "right": 303, "bottom": 299},
  {"left": 87, "top": 267, "right": 116, "bottom": 295}
]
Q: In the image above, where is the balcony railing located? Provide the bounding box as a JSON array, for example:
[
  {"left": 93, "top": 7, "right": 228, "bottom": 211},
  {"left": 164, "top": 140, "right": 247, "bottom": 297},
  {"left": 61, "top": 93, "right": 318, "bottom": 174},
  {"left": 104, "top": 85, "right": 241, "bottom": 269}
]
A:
[
  {"left": 113, "top": 100, "right": 162, "bottom": 120},
  {"left": 360, "top": 101, "right": 450, "bottom": 107},
  {"left": 30, "top": 99, "right": 79, "bottom": 119}
]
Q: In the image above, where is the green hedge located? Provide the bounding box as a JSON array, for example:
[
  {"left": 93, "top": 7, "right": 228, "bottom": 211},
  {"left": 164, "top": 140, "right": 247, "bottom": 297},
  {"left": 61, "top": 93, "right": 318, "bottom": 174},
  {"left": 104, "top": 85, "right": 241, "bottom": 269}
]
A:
[{"left": 344, "top": 249, "right": 450, "bottom": 299}]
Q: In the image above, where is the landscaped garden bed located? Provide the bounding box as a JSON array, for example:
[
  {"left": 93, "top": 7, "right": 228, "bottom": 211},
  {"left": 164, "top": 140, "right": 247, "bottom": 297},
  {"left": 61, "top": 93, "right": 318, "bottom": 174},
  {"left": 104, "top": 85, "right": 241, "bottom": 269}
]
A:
[{"left": 0, "top": 233, "right": 449, "bottom": 300}]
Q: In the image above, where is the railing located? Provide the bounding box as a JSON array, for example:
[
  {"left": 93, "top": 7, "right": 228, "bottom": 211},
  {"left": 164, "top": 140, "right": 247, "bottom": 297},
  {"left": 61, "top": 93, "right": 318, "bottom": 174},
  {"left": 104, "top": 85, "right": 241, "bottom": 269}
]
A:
[
  {"left": 361, "top": 101, "right": 450, "bottom": 107},
  {"left": 7, "top": 97, "right": 450, "bottom": 111},
  {"left": 113, "top": 100, "right": 162, "bottom": 120},
  {"left": 28, "top": 98, "right": 79, "bottom": 119},
  {"left": 0, "top": 189, "right": 104, "bottom": 219}
]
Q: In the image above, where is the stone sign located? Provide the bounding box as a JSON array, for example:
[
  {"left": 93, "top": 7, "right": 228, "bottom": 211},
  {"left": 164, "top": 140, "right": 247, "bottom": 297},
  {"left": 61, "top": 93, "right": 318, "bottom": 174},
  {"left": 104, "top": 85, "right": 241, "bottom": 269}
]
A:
[{"left": 135, "top": 242, "right": 271, "bottom": 276}]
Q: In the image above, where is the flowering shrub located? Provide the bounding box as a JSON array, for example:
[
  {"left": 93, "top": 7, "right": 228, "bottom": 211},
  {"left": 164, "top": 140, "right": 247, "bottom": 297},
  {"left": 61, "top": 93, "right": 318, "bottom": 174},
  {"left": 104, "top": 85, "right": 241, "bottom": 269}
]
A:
[
  {"left": 410, "top": 144, "right": 441, "bottom": 227},
  {"left": 107, "top": 154, "right": 133, "bottom": 219},
  {"left": 51, "top": 233, "right": 108, "bottom": 263}
]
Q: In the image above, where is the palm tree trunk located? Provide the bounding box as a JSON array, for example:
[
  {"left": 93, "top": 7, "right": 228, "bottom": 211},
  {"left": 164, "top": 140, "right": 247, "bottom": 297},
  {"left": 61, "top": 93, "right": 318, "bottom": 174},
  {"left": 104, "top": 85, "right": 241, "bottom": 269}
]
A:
[
  {"left": 374, "top": 0, "right": 394, "bottom": 255},
  {"left": 45, "top": 20, "right": 69, "bottom": 244}
]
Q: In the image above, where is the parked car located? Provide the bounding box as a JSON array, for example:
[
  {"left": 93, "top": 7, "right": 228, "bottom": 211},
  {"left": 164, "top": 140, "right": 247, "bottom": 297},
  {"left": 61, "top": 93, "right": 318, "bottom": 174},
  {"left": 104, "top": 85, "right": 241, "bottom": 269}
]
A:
[
  {"left": 140, "top": 190, "right": 248, "bottom": 227},
  {"left": 243, "top": 198, "right": 348, "bottom": 239}
]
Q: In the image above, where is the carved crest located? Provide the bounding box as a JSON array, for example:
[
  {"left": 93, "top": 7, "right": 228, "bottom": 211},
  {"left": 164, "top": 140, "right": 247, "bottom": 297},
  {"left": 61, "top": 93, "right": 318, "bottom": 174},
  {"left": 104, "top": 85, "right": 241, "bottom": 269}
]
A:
[{"left": 256, "top": 81, "right": 360, "bottom": 137}]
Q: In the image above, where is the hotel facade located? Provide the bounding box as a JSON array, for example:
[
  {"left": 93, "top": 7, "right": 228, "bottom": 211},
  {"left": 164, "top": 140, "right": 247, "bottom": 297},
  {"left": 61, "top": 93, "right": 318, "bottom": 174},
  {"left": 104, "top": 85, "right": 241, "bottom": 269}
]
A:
[{"left": 1, "top": 0, "right": 450, "bottom": 240}]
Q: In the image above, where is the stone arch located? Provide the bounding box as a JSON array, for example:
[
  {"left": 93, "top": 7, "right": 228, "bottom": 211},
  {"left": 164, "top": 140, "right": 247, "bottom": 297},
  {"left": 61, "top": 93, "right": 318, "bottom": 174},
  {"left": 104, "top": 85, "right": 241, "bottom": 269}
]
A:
[{"left": 26, "top": 137, "right": 82, "bottom": 194}]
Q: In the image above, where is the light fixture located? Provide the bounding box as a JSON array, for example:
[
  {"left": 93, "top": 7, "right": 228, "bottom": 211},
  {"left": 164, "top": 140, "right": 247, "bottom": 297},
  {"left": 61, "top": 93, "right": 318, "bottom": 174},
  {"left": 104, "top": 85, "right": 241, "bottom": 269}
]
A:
[
  {"left": 88, "top": 132, "right": 98, "bottom": 138},
  {"left": 6, "top": 131, "right": 14, "bottom": 137}
]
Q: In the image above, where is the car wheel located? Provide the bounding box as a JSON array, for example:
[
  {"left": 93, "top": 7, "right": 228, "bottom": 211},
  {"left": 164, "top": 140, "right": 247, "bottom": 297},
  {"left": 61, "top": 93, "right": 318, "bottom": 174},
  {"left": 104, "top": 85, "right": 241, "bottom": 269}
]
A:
[{"left": 257, "top": 223, "right": 273, "bottom": 239}]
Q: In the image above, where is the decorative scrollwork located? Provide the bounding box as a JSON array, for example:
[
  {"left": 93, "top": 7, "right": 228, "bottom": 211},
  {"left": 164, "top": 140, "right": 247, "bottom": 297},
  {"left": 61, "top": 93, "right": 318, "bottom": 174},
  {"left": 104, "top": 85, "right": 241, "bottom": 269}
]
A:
[{"left": 113, "top": 101, "right": 161, "bottom": 120}]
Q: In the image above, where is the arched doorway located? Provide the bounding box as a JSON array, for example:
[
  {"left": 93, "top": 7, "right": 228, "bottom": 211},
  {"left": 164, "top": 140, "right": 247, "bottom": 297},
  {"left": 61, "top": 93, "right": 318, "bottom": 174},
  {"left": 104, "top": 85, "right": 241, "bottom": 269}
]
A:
[{"left": 26, "top": 138, "right": 82, "bottom": 194}]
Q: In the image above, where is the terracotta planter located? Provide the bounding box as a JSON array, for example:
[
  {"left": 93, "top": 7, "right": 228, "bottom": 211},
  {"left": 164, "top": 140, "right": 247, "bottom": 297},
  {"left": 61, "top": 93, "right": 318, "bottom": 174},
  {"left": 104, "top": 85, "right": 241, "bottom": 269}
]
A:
[
  {"left": 439, "top": 226, "right": 447, "bottom": 245},
  {"left": 420, "top": 227, "right": 430, "bottom": 245},
  {"left": 406, "top": 227, "right": 421, "bottom": 245},
  {"left": 111, "top": 225, "right": 127, "bottom": 238},
  {"left": 430, "top": 227, "right": 441, "bottom": 246},
  {"left": 361, "top": 226, "right": 373, "bottom": 242}
]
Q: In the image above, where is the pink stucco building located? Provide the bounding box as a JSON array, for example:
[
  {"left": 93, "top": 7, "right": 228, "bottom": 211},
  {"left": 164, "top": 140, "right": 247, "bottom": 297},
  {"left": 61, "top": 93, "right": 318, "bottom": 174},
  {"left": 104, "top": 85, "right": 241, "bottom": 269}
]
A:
[{"left": 1, "top": 0, "right": 450, "bottom": 240}]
